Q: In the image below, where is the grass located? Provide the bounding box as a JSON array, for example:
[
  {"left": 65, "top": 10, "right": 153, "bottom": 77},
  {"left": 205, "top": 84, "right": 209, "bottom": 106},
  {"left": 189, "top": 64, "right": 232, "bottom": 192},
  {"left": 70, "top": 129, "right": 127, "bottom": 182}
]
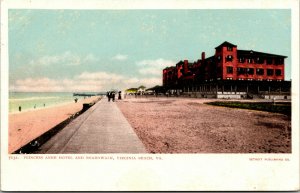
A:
[{"left": 205, "top": 101, "right": 291, "bottom": 116}]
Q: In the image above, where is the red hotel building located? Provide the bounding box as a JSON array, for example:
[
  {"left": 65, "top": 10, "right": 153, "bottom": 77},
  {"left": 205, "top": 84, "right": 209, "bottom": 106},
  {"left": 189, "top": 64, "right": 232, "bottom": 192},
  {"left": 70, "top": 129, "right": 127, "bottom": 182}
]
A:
[{"left": 163, "top": 41, "right": 286, "bottom": 86}]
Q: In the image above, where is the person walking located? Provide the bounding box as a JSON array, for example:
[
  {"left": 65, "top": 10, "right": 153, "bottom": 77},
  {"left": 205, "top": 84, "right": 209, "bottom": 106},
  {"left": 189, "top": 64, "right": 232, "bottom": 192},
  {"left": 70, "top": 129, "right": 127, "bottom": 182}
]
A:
[
  {"left": 118, "top": 91, "right": 122, "bottom": 100},
  {"left": 112, "top": 92, "right": 115, "bottom": 102},
  {"left": 107, "top": 92, "right": 111, "bottom": 102}
]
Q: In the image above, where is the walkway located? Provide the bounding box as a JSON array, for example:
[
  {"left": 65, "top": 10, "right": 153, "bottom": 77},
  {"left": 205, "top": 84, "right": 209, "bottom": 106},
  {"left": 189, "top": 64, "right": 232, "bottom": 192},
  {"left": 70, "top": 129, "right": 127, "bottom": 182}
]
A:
[{"left": 37, "top": 99, "right": 147, "bottom": 153}]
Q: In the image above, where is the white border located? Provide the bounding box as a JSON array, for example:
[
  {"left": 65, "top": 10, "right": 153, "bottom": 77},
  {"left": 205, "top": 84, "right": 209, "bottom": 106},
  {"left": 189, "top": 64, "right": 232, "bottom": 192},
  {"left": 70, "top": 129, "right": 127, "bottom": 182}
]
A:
[{"left": 1, "top": 0, "right": 299, "bottom": 191}]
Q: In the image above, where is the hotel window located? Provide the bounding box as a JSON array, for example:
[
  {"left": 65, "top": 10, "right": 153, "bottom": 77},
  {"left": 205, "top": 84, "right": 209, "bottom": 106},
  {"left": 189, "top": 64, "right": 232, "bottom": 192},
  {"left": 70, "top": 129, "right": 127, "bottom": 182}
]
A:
[
  {"left": 256, "top": 68, "right": 264, "bottom": 75},
  {"left": 275, "top": 58, "right": 284, "bottom": 65},
  {"left": 217, "top": 67, "right": 222, "bottom": 74},
  {"left": 226, "top": 55, "right": 233, "bottom": 62},
  {"left": 267, "top": 69, "right": 274, "bottom": 76},
  {"left": 275, "top": 69, "right": 282, "bottom": 76},
  {"left": 237, "top": 67, "right": 246, "bottom": 75},
  {"left": 238, "top": 57, "right": 245, "bottom": 63},
  {"left": 226, "top": 66, "right": 233, "bottom": 74},
  {"left": 227, "top": 46, "right": 233, "bottom": 51},
  {"left": 256, "top": 57, "right": 264, "bottom": 64},
  {"left": 267, "top": 58, "right": 273, "bottom": 65},
  {"left": 247, "top": 68, "right": 254, "bottom": 75},
  {"left": 247, "top": 58, "right": 252, "bottom": 63},
  {"left": 217, "top": 56, "right": 221, "bottom": 62}
]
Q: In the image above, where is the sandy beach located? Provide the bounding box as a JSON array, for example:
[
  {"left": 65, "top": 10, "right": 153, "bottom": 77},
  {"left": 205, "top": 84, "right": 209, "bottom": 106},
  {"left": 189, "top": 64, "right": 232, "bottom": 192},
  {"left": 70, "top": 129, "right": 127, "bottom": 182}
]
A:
[
  {"left": 117, "top": 97, "right": 291, "bottom": 153},
  {"left": 9, "top": 96, "right": 100, "bottom": 153}
]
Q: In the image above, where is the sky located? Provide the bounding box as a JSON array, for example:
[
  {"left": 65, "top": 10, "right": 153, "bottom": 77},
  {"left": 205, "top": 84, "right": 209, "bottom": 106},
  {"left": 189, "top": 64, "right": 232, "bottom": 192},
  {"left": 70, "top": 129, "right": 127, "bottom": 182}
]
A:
[{"left": 8, "top": 9, "right": 291, "bottom": 92}]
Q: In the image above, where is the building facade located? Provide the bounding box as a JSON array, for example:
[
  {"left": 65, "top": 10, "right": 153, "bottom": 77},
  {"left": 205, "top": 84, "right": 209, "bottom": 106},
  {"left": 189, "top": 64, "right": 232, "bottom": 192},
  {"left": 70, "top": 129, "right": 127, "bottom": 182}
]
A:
[
  {"left": 163, "top": 41, "right": 286, "bottom": 87},
  {"left": 162, "top": 41, "right": 290, "bottom": 99}
]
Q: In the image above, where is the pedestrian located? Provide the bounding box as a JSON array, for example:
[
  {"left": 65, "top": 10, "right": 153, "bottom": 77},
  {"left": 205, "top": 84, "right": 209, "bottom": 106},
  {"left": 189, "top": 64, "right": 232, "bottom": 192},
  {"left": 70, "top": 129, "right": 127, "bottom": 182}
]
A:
[
  {"left": 19, "top": 106, "right": 21, "bottom": 112},
  {"left": 112, "top": 92, "right": 115, "bottom": 102},
  {"left": 118, "top": 91, "right": 122, "bottom": 100},
  {"left": 74, "top": 98, "right": 78, "bottom": 103},
  {"left": 107, "top": 92, "right": 111, "bottom": 102}
]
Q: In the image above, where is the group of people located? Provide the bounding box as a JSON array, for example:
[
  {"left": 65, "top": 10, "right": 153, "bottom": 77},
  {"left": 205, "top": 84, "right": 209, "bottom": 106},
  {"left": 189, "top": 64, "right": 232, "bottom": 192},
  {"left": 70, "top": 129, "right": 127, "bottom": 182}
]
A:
[
  {"left": 106, "top": 91, "right": 116, "bottom": 102},
  {"left": 106, "top": 91, "right": 122, "bottom": 102}
]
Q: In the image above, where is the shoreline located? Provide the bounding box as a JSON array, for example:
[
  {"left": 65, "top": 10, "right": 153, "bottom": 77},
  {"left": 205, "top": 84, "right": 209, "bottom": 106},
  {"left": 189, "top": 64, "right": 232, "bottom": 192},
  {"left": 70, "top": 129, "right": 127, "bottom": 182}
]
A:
[
  {"left": 9, "top": 96, "right": 101, "bottom": 153},
  {"left": 9, "top": 99, "right": 84, "bottom": 115}
]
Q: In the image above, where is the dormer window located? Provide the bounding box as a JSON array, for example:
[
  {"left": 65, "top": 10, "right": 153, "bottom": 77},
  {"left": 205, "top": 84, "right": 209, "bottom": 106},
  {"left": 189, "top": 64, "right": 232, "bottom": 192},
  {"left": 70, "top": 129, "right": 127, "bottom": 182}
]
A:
[{"left": 227, "top": 46, "right": 233, "bottom": 51}]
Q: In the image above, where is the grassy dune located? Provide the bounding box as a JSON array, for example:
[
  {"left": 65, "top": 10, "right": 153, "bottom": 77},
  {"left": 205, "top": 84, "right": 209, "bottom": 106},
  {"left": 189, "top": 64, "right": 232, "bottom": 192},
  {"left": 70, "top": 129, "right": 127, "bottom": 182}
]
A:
[{"left": 205, "top": 101, "right": 291, "bottom": 117}]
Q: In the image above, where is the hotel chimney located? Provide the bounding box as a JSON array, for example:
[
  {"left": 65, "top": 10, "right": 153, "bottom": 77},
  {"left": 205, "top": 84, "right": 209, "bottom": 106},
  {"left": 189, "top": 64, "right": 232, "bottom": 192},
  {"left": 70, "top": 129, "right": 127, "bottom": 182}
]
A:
[
  {"left": 183, "top": 60, "right": 188, "bottom": 74},
  {"left": 201, "top": 52, "right": 205, "bottom": 61}
]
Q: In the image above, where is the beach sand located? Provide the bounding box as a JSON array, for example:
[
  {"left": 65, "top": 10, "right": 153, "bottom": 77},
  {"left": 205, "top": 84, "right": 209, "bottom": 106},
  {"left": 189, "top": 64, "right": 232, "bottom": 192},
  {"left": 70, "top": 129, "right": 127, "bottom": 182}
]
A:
[
  {"left": 117, "top": 97, "right": 291, "bottom": 153},
  {"left": 9, "top": 96, "right": 100, "bottom": 153}
]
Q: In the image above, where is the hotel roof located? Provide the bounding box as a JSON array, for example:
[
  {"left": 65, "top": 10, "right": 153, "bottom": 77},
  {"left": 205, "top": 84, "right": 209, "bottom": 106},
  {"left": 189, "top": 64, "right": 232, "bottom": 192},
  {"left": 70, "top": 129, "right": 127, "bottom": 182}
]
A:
[
  {"left": 215, "top": 41, "right": 237, "bottom": 49},
  {"left": 237, "top": 50, "right": 287, "bottom": 58}
]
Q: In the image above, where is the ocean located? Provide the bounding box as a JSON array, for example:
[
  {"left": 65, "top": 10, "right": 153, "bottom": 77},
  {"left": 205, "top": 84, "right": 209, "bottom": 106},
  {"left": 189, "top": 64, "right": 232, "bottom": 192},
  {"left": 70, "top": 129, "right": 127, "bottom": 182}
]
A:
[{"left": 9, "top": 92, "right": 86, "bottom": 113}]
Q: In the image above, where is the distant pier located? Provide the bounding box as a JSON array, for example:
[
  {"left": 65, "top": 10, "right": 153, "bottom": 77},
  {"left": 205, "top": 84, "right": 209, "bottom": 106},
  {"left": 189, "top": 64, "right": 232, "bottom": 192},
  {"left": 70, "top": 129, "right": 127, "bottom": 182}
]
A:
[{"left": 73, "top": 92, "right": 107, "bottom": 97}]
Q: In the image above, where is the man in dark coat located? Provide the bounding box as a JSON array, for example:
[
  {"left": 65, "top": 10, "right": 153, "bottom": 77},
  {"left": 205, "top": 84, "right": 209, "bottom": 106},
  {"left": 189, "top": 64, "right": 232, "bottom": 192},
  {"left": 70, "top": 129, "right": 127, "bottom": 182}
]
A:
[
  {"left": 112, "top": 92, "right": 115, "bottom": 102},
  {"left": 106, "top": 92, "right": 111, "bottom": 102},
  {"left": 118, "top": 91, "right": 122, "bottom": 100}
]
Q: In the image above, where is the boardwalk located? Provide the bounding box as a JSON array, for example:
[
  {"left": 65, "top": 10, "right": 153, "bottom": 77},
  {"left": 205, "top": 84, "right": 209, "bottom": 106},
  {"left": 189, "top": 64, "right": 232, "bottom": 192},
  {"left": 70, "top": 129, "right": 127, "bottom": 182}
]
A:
[{"left": 37, "top": 99, "right": 147, "bottom": 154}]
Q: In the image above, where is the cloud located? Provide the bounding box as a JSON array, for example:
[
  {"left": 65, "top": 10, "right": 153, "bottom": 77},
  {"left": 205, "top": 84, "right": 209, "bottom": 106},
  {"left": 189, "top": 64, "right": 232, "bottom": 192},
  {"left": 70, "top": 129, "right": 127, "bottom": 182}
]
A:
[
  {"left": 112, "top": 54, "right": 128, "bottom": 61},
  {"left": 136, "top": 58, "right": 175, "bottom": 76},
  {"left": 77, "top": 71, "right": 124, "bottom": 81},
  {"left": 11, "top": 76, "right": 104, "bottom": 92},
  {"left": 29, "top": 51, "right": 99, "bottom": 66},
  {"left": 136, "top": 58, "right": 175, "bottom": 67},
  {"left": 125, "top": 77, "right": 161, "bottom": 87},
  {"left": 138, "top": 68, "right": 162, "bottom": 76},
  {"left": 12, "top": 78, "right": 71, "bottom": 92},
  {"left": 10, "top": 71, "right": 162, "bottom": 92},
  {"left": 11, "top": 56, "right": 170, "bottom": 92}
]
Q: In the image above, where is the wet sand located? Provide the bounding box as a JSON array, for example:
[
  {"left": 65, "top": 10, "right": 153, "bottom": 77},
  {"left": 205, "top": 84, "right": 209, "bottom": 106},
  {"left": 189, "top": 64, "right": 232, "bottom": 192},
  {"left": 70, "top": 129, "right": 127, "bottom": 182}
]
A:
[
  {"left": 9, "top": 96, "right": 100, "bottom": 153},
  {"left": 117, "top": 97, "right": 291, "bottom": 153}
]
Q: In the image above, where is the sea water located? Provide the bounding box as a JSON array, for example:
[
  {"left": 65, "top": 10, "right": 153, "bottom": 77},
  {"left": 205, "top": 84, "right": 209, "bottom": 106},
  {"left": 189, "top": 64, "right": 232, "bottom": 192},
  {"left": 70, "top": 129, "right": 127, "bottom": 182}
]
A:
[{"left": 9, "top": 92, "right": 83, "bottom": 113}]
